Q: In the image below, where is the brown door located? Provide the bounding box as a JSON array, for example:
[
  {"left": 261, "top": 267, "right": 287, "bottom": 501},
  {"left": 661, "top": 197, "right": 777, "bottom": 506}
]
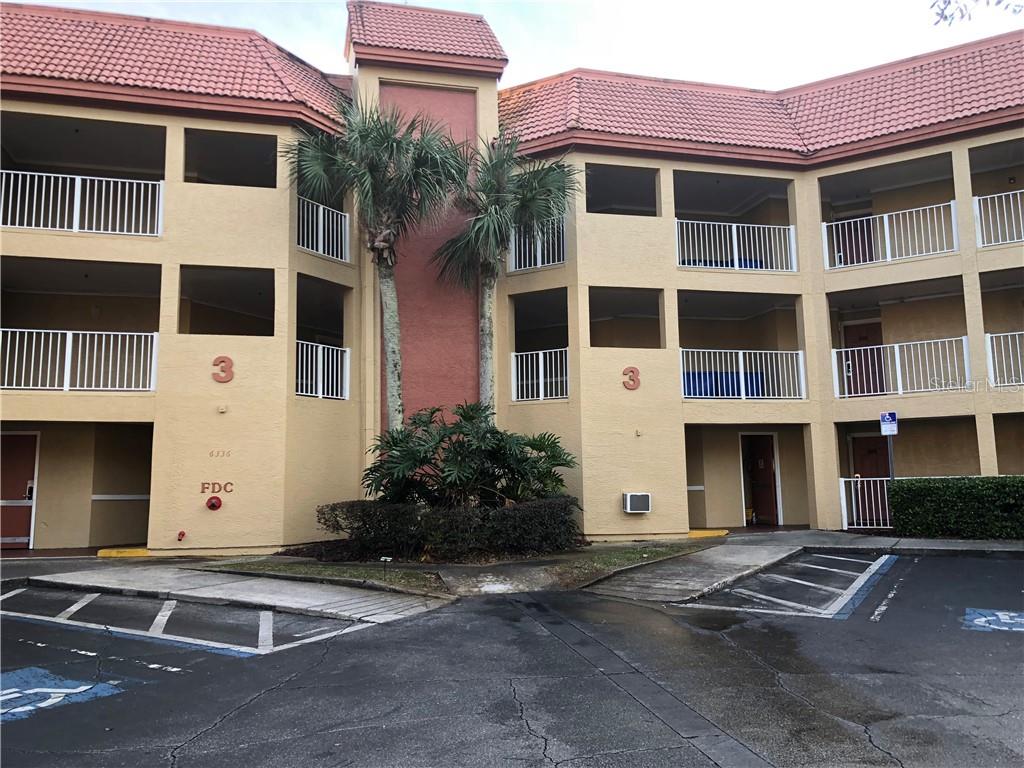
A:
[
  {"left": 842, "top": 322, "right": 885, "bottom": 396},
  {"left": 745, "top": 435, "right": 778, "bottom": 526},
  {"left": 1, "top": 433, "right": 37, "bottom": 549},
  {"left": 835, "top": 216, "right": 875, "bottom": 265},
  {"left": 850, "top": 435, "right": 891, "bottom": 527},
  {"left": 851, "top": 435, "right": 889, "bottom": 478}
]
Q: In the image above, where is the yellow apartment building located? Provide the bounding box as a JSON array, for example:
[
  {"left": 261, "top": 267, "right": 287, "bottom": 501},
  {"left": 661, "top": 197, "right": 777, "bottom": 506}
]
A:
[{"left": 1, "top": 1, "right": 1021, "bottom": 553}]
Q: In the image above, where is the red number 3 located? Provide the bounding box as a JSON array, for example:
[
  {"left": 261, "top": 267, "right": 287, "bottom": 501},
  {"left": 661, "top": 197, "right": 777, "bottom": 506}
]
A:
[
  {"left": 212, "top": 356, "right": 234, "bottom": 383},
  {"left": 622, "top": 366, "right": 640, "bottom": 390}
]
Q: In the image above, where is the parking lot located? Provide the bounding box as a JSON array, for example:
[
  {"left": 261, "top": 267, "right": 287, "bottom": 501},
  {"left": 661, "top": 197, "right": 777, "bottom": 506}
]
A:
[{"left": 679, "top": 551, "right": 897, "bottom": 619}]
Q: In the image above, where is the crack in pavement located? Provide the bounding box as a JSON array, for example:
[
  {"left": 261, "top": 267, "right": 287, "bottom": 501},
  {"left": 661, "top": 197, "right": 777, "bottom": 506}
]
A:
[
  {"left": 715, "top": 625, "right": 906, "bottom": 768},
  {"left": 509, "top": 678, "right": 555, "bottom": 765},
  {"left": 166, "top": 638, "right": 333, "bottom": 767}
]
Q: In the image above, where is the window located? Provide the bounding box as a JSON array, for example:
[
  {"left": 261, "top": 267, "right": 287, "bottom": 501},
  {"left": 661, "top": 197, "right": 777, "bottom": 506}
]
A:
[
  {"left": 184, "top": 129, "right": 276, "bottom": 188},
  {"left": 586, "top": 164, "right": 658, "bottom": 216},
  {"left": 178, "top": 266, "right": 274, "bottom": 336},
  {"left": 589, "top": 287, "right": 663, "bottom": 348}
]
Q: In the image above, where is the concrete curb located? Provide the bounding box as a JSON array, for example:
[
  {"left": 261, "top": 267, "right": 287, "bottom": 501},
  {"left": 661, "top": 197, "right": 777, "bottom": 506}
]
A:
[
  {"left": 190, "top": 566, "right": 455, "bottom": 601},
  {"left": 23, "top": 574, "right": 450, "bottom": 625},
  {"left": 801, "top": 544, "right": 1024, "bottom": 559},
  {"left": 673, "top": 547, "right": 804, "bottom": 603},
  {"left": 573, "top": 540, "right": 725, "bottom": 591}
]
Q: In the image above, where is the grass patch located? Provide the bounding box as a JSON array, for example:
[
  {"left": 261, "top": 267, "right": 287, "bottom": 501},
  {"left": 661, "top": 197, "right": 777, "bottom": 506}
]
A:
[
  {"left": 207, "top": 560, "right": 448, "bottom": 594},
  {"left": 551, "top": 540, "right": 714, "bottom": 588}
]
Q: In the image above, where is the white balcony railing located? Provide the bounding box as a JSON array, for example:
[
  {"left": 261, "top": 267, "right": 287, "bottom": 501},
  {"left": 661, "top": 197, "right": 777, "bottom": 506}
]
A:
[
  {"left": 987, "top": 331, "right": 1023, "bottom": 387},
  {"left": 1, "top": 170, "right": 163, "bottom": 237},
  {"left": 297, "top": 197, "right": 350, "bottom": 262},
  {"left": 677, "top": 220, "right": 797, "bottom": 272},
  {"left": 832, "top": 336, "right": 969, "bottom": 398},
  {"left": 839, "top": 477, "right": 892, "bottom": 529},
  {"left": 512, "top": 348, "right": 568, "bottom": 401},
  {"left": 296, "top": 341, "right": 349, "bottom": 400},
  {"left": 509, "top": 218, "right": 566, "bottom": 272},
  {"left": 681, "top": 349, "right": 806, "bottom": 399},
  {"left": 822, "top": 201, "right": 957, "bottom": 270},
  {"left": 1, "top": 329, "right": 158, "bottom": 391},
  {"left": 974, "top": 190, "right": 1023, "bottom": 247}
]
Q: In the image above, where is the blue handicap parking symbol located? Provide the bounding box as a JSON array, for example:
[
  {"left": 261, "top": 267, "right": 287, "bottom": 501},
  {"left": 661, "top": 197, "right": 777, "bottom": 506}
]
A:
[
  {"left": 963, "top": 608, "right": 1024, "bottom": 633},
  {"left": 0, "top": 667, "right": 124, "bottom": 721}
]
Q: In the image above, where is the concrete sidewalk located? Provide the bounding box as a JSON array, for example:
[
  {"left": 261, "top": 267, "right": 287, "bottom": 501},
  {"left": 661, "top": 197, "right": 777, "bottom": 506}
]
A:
[
  {"left": 22, "top": 565, "right": 450, "bottom": 624},
  {"left": 587, "top": 531, "right": 1023, "bottom": 604}
]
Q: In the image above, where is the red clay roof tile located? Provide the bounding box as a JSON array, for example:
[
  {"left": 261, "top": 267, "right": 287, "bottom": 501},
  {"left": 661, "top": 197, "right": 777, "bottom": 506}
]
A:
[
  {"left": 346, "top": 1, "right": 507, "bottom": 63},
  {"left": 499, "top": 31, "right": 1024, "bottom": 162},
  {"left": 0, "top": 3, "right": 344, "bottom": 126}
]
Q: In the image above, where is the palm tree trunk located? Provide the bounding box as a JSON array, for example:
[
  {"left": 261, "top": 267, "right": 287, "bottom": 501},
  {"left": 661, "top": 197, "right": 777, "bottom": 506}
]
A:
[
  {"left": 478, "top": 270, "right": 497, "bottom": 417},
  {"left": 377, "top": 260, "right": 404, "bottom": 430}
]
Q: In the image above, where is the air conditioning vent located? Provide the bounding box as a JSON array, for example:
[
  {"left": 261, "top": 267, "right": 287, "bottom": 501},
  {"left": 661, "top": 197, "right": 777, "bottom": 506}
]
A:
[{"left": 623, "top": 492, "right": 651, "bottom": 514}]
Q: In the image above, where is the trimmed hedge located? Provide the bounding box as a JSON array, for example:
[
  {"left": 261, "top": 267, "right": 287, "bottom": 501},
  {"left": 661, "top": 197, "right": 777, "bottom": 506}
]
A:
[
  {"left": 316, "top": 495, "right": 582, "bottom": 561},
  {"left": 889, "top": 476, "right": 1024, "bottom": 540}
]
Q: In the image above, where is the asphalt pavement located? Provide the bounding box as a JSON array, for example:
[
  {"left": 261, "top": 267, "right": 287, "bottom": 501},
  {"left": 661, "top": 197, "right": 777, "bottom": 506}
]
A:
[{"left": 2, "top": 554, "right": 1022, "bottom": 767}]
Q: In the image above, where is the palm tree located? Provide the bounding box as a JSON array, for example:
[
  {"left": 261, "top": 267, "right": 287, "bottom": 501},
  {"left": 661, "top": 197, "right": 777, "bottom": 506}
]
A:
[
  {"left": 433, "top": 130, "right": 576, "bottom": 414},
  {"left": 289, "top": 100, "right": 468, "bottom": 429}
]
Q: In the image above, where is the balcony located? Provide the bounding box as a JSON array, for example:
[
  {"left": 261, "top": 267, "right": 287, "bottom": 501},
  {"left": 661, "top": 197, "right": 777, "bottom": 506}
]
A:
[
  {"left": 676, "top": 221, "right": 796, "bottom": 272},
  {"left": 509, "top": 218, "right": 566, "bottom": 272},
  {"left": 512, "top": 348, "right": 569, "bottom": 401},
  {"left": 681, "top": 348, "right": 806, "bottom": 399},
  {"left": 821, "top": 201, "right": 957, "bottom": 270},
  {"left": 974, "top": 190, "right": 1023, "bottom": 248},
  {"left": 296, "top": 340, "right": 349, "bottom": 400},
  {"left": 831, "top": 336, "right": 970, "bottom": 398},
  {"left": 987, "top": 331, "right": 1023, "bottom": 387},
  {"left": 297, "top": 197, "right": 350, "bottom": 262},
  {"left": 1, "top": 329, "right": 158, "bottom": 391},
  {"left": 1, "top": 170, "right": 163, "bottom": 237}
]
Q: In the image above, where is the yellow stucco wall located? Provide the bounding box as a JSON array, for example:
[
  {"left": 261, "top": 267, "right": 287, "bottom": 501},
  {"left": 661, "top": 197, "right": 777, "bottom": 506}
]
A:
[{"left": 994, "top": 413, "right": 1024, "bottom": 475}]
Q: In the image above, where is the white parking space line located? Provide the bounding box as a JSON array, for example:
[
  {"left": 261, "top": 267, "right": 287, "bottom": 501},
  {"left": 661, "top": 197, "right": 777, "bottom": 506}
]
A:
[
  {"left": 810, "top": 553, "right": 875, "bottom": 564},
  {"left": 148, "top": 600, "right": 177, "bottom": 635},
  {"left": 820, "top": 556, "right": 895, "bottom": 616},
  {"left": 258, "top": 611, "right": 274, "bottom": 650},
  {"left": 732, "top": 588, "right": 827, "bottom": 614},
  {"left": 797, "top": 562, "right": 863, "bottom": 577},
  {"left": 763, "top": 573, "right": 844, "bottom": 594},
  {"left": 0, "top": 588, "right": 26, "bottom": 602},
  {"left": 56, "top": 593, "right": 100, "bottom": 620}
]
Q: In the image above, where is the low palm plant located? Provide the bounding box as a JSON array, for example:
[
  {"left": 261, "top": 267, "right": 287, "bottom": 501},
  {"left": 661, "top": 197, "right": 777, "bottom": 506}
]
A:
[
  {"left": 288, "top": 100, "right": 468, "bottom": 428},
  {"left": 433, "top": 130, "right": 577, "bottom": 414}
]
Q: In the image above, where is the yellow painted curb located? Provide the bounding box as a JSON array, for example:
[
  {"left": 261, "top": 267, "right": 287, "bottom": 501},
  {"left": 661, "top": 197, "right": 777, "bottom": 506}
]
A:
[
  {"left": 97, "top": 547, "right": 151, "bottom": 558},
  {"left": 686, "top": 529, "right": 729, "bottom": 539}
]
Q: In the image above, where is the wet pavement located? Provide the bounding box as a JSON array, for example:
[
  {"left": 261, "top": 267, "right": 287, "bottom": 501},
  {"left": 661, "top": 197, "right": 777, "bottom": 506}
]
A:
[{"left": 3, "top": 554, "right": 1023, "bottom": 767}]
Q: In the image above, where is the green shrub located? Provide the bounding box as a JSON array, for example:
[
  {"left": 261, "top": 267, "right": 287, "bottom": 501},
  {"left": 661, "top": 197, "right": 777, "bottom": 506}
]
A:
[
  {"left": 889, "top": 476, "right": 1024, "bottom": 539},
  {"left": 316, "top": 500, "right": 423, "bottom": 559},
  {"left": 317, "top": 495, "right": 582, "bottom": 561},
  {"left": 362, "top": 402, "right": 577, "bottom": 507}
]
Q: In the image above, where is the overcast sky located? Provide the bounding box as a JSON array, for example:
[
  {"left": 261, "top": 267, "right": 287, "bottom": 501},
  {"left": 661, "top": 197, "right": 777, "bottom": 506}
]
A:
[{"left": 25, "top": 0, "right": 1024, "bottom": 88}]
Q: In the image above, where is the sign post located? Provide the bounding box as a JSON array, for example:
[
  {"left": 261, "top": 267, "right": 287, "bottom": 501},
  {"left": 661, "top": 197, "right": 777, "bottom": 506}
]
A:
[{"left": 880, "top": 411, "right": 898, "bottom": 481}]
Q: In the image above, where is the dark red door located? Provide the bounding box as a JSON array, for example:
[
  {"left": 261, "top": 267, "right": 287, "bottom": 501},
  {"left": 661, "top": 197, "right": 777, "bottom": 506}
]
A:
[
  {"left": 746, "top": 435, "right": 778, "bottom": 525},
  {"left": 1, "top": 433, "right": 37, "bottom": 549},
  {"left": 843, "top": 322, "right": 885, "bottom": 396},
  {"left": 851, "top": 435, "right": 890, "bottom": 478},
  {"left": 850, "top": 435, "right": 891, "bottom": 527}
]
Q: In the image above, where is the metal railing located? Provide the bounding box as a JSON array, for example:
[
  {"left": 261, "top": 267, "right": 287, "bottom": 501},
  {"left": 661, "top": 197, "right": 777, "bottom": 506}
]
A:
[
  {"left": 974, "top": 190, "right": 1023, "bottom": 247},
  {"left": 832, "top": 336, "right": 969, "bottom": 398},
  {"left": 509, "top": 218, "right": 566, "bottom": 272},
  {"left": 676, "top": 220, "right": 797, "bottom": 272},
  {"left": 512, "top": 348, "right": 569, "bottom": 401},
  {"left": 1, "top": 170, "right": 163, "bottom": 236},
  {"left": 987, "top": 331, "right": 1023, "bottom": 387},
  {"left": 1, "top": 329, "right": 158, "bottom": 391},
  {"left": 680, "top": 348, "right": 806, "bottom": 399},
  {"left": 839, "top": 477, "right": 892, "bottom": 529},
  {"left": 296, "top": 341, "right": 349, "bottom": 400},
  {"left": 297, "top": 197, "right": 350, "bottom": 262},
  {"left": 822, "top": 201, "right": 957, "bottom": 269}
]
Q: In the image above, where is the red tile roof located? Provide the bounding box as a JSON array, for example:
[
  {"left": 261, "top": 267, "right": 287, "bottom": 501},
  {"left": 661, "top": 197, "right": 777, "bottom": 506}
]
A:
[
  {"left": 0, "top": 3, "right": 345, "bottom": 130},
  {"left": 345, "top": 1, "right": 507, "bottom": 77},
  {"left": 500, "top": 31, "right": 1024, "bottom": 165}
]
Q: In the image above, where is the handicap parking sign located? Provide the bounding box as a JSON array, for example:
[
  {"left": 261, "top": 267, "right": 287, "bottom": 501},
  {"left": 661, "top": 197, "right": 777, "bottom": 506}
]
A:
[
  {"left": 880, "top": 411, "right": 898, "bottom": 436},
  {"left": 963, "top": 608, "right": 1024, "bottom": 632},
  {"left": 0, "top": 667, "right": 125, "bottom": 721}
]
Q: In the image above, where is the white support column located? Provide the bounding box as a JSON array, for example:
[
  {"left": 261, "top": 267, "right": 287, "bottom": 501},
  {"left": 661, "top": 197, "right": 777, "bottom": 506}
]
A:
[
  {"left": 730, "top": 224, "right": 740, "bottom": 269},
  {"left": 149, "top": 333, "right": 159, "bottom": 391},
  {"left": 538, "top": 352, "right": 546, "bottom": 401},
  {"left": 882, "top": 214, "right": 892, "bottom": 261},
  {"left": 893, "top": 344, "right": 904, "bottom": 395},
  {"left": 984, "top": 333, "right": 995, "bottom": 386},
  {"left": 62, "top": 331, "right": 74, "bottom": 391}
]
